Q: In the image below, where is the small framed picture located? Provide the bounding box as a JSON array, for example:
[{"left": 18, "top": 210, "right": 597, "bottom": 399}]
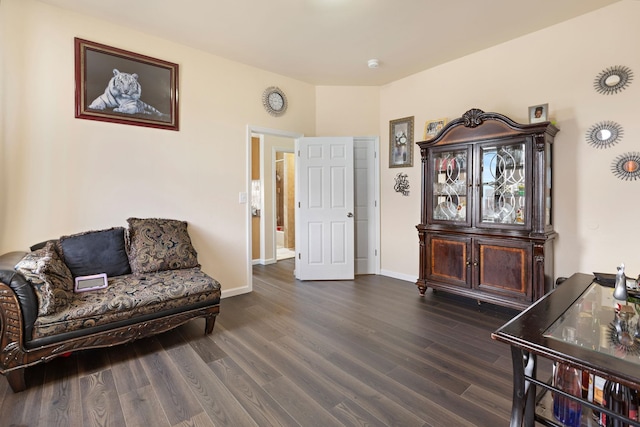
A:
[
  {"left": 424, "top": 118, "right": 447, "bottom": 140},
  {"left": 74, "top": 273, "right": 108, "bottom": 292},
  {"left": 389, "top": 116, "right": 414, "bottom": 168},
  {"left": 528, "top": 104, "right": 548, "bottom": 124}
]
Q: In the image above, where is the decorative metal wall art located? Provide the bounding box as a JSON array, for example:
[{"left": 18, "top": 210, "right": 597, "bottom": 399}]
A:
[
  {"left": 394, "top": 173, "right": 410, "bottom": 196},
  {"left": 594, "top": 65, "right": 633, "bottom": 95},
  {"left": 611, "top": 152, "right": 640, "bottom": 181},
  {"left": 585, "top": 121, "right": 623, "bottom": 149}
]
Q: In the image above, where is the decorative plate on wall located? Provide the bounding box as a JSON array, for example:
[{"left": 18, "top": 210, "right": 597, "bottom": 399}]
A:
[
  {"left": 611, "top": 152, "right": 640, "bottom": 181},
  {"left": 594, "top": 65, "right": 634, "bottom": 95},
  {"left": 586, "top": 121, "right": 623, "bottom": 149}
]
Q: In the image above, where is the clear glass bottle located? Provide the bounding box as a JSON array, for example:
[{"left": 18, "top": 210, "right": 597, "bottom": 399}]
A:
[
  {"left": 553, "top": 363, "right": 583, "bottom": 427},
  {"left": 593, "top": 375, "right": 606, "bottom": 422}
]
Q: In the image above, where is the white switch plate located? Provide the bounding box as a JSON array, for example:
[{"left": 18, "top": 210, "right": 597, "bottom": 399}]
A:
[{"left": 239, "top": 192, "right": 247, "bottom": 203}]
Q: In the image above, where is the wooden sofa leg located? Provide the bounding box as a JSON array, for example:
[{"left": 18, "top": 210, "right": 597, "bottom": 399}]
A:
[
  {"left": 6, "top": 368, "right": 26, "bottom": 393},
  {"left": 205, "top": 316, "right": 216, "bottom": 335}
]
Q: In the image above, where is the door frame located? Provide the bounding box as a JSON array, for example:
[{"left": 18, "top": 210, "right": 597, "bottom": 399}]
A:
[
  {"left": 355, "top": 136, "right": 381, "bottom": 276},
  {"left": 244, "top": 127, "right": 381, "bottom": 292},
  {"left": 245, "top": 125, "right": 304, "bottom": 294}
]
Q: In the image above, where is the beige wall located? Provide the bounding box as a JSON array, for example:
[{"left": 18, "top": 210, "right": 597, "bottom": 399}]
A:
[
  {"left": 0, "top": 0, "right": 315, "bottom": 296},
  {"left": 316, "top": 86, "right": 380, "bottom": 136},
  {"left": 2, "top": 0, "right": 639, "bottom": 296},
  {"left": 378, "top": 0, "right": 640, "bottom": 281}
]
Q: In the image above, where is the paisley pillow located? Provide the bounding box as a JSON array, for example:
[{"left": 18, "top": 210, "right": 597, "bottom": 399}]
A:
[
  {"left": 126, "top": 218, "right": 200, "bottom": 274},
  {"left": 21, "top": 242, "right": 74, "bottom": 316},
  {"left": 14, "top": 246, "right": 49, "bottom": 284}
]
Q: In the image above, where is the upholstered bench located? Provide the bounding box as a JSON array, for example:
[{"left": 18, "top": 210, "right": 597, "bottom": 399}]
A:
[{"left": 0, "top": 218, "right": 221, "bottom": 392}]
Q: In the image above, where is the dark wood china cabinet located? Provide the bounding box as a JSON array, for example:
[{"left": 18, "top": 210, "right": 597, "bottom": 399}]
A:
[{"left": 416, "top": 109, "right": 558, "bottom": 310}]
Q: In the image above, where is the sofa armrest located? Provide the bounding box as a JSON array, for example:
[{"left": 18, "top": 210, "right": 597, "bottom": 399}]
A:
[{"left": 0, "top": 252, "right": 38, "bottom": 341}]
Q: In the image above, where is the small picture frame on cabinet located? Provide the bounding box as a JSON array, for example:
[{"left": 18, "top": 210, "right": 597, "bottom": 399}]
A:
[
  {"left": 389, "top": 116, "right": 414, "bottom": 168},
  {"left": 423, "top": 118, "right": 447, "bottom": 140},
  {"left": 528, "top": 103, "right": 548, "bottom": 124}
]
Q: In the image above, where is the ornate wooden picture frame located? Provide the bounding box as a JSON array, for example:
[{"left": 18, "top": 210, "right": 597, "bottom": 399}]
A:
[
  {"left": 75, "top": 38, "right": 179, "bottom": 131},
  {"left": 389, "top": 116, "right": 414, "bottom": 168}
]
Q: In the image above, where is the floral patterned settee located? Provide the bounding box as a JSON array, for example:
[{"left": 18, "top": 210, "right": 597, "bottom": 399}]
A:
[{"left": 0, "top": 218, "right": 221, "bottom": 392}]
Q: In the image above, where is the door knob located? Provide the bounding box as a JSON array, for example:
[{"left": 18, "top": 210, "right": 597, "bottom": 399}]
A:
[{"left": 347, "top": 212, "right": 354, "bottom": 218}]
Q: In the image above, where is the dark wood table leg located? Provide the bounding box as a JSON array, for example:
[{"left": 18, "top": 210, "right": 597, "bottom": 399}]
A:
[{"left": 510, "top": 346, "right": 537, "bottom": 427}]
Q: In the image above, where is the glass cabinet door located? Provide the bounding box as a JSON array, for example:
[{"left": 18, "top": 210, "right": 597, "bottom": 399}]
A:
[
  {"left": 479, "top": 142, "right": 526, "bottom": 226},
  {"left": 432, "top": 148, "right": 469, "bottom": 222}
]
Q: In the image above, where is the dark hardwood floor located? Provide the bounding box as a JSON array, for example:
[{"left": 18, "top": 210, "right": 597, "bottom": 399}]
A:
[{"left": 0, "top": 259, "right": 531, "bottom": 426}]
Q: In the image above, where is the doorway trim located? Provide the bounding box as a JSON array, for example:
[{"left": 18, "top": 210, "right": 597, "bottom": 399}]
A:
[{"left": 245, "top": 125, "right": 304, "bottom": 294}]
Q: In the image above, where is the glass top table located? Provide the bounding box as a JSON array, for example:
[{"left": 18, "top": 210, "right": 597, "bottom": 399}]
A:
[
  {"left": 492, "top": 273, "right": 640, "bottom": 427},
  {"left": 544, "top": 282, "right": 640, "bottom": 366}
]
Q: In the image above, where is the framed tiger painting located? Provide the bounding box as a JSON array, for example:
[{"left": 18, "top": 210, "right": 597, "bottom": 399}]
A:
[{"left": 74, "top": 38, "right": 179, "bottom": 131}]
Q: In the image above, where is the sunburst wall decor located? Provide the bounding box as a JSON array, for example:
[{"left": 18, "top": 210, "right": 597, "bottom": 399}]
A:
[
  {"left": 594, "top": 65, "right": 634, "bottom": 95},
  {"left": 611, "top": 152, "right": 640, "bottom": 181},
  {"left": 586, "top": 121, "right": 623, "bottom": 149}
]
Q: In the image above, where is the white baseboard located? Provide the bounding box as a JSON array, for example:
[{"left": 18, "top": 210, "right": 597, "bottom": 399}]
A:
[
  {"left": 221, "top": 285, "right": 251, "bottom": 299},
  {"left": 379, "top": 269, "right": 418, "bottom": 284},
  {"left": 252, "top": 258, "right": 277, "bottom": 266}
]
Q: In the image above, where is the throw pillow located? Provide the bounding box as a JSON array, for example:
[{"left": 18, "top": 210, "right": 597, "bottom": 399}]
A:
[
  {"left": 127, "top": 217, "right": 200, "bottom": 274},
  {"left": 59, "top": 227, "right": 131, "bottom": 278},
  {"left": 29, "top": 239, "right": 57, "bottom": 252},
  {"left": 34, "top": 242, "right": 74, "bottom": 316},
  {"left": 14, "top": 246, "right": 49, "bottom": 284}
]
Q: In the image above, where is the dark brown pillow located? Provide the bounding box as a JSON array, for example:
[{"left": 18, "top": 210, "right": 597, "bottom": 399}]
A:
[{"left": 126, "top": 218, "right": 200, "bottom": 274}]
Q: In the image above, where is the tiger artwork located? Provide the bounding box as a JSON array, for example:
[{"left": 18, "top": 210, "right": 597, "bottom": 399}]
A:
[{"left": 88, "top": 69, "right": 166, "bottom": 117}]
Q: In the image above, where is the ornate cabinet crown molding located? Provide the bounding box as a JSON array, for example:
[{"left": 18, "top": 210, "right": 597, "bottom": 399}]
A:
[{"left": 463, "top": 108, "right": 485, "bottom": 128}]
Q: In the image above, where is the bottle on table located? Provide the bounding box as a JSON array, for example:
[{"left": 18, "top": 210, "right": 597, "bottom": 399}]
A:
[
  {"left": 553, "top": 362, "right": 582, "bottom": 427},
  {"left": 601, "top": 380, "right": 636, "bottom": 427}
]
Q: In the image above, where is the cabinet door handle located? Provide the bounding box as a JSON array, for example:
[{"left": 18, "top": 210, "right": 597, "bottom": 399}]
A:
[
  {"left": 466, "top": 260, "right": 471, "bottom": 266},
  {"left": 473, "top": 261, "right": 479, "bottom": 266}
]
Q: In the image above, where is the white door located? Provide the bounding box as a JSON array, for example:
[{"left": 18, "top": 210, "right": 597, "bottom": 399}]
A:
[
  {"left": 354, "top": 137, "right": 379, "bottom": 275},
  {"left": 295, "top": 137, "right": 354, "bottom": 280}
]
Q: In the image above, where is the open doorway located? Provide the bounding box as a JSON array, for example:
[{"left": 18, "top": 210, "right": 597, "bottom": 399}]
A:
[
  {"left": 275, "top": 149, "right": 295, "bottom": 261},
  {"left": 245, "top": 126, "right": 380, "bottom": 291},
  {"left": 247, "top": 127, "right": 302, "bottom": 282}
]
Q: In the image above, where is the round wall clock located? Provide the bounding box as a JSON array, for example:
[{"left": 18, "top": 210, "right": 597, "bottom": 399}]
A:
[{"left": 262, "top": 86, "right": 288, "bottom": 117}]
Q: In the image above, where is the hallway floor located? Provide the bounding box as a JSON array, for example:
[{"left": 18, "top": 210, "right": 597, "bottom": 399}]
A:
[{"left": 276, "top": 247, "right": 295, "bottom": 260}]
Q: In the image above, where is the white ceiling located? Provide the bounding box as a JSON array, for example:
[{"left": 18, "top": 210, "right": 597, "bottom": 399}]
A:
[{"left": 38, "top": 0, "right": 620, "bottom": 86}]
